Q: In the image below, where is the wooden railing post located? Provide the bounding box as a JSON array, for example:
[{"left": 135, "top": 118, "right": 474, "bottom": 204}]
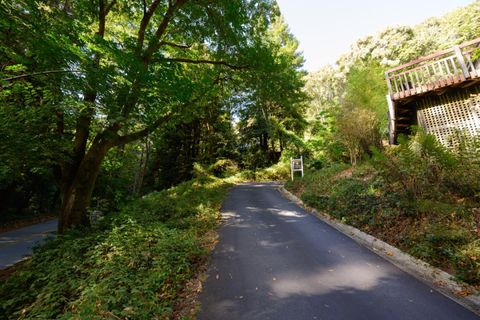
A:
[
  {"left": 386, "top": 94, "right": 396, "bottom": 145},
  {"left": 454, "top": 45, "right": 471, "bottom": 79},
  {"left": 385, "top": 72, "right": 393, "bottom": 96}
]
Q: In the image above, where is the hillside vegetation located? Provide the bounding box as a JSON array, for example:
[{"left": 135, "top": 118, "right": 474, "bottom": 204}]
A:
[
  {"left": 289, "top": 1, "right": 480, "bottom": 286},
  {"left": 1, "top": 174, "right": 232, "bottom": 319},
  {"left": 304, "top": 1, "right": 480, "bottom": 164},
  {"left": 287, "top": 132, "right": 480, "bottom": 285}
]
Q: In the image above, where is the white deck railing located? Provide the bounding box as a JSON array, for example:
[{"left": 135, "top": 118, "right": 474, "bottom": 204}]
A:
[{"left": 385, "top": 38, "right": 480, "bottom": 100}]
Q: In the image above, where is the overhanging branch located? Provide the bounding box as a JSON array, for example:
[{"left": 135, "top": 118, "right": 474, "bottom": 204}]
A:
[
  {"left": 159, "top": 41, "right": 191, "bottom": 49},
  {"left": 115, "top": 112, "right": 172, "bottom": 146},
  {"left": 1, "top": 69, "right": 84, "bottom": 82},
  {"left": 163, "top": 57, "right": 249, "bottom": 70},
  {"left": 143, "top": 0, "right": 187, "bottom": 60},
  {"left": 137, "top": 0, "right": 161, "bottom": 50},
  {"left": 105, "top": 0, "right": 117, "bottom": 14},
  {"left": 114, "top": 82, "right": 218, "bottom": 146}
]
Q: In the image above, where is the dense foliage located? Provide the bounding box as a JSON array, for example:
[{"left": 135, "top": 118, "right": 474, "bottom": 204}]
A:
[
  {"left": 0, "top": 1, "right": 305, "bottom": 316},
  {"left": 287, "top": 132, "right": 480, "bottom": 284},
  {"left": 0, "top": 174, "right": 231, "bottom": 319},
  {"left": 303, "top": 1, "right": 480, "bottom": 164},
  {"left": 0, "top": 0, "right": 306, "bottom": 231}
]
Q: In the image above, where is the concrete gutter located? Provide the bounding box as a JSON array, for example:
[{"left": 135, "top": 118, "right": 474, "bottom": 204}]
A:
[{"left": 279, "top": 186, "right": 480, "bottom": 316}]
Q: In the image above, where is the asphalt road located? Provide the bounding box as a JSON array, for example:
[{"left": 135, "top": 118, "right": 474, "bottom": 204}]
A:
[
  {"left": 197, "top": 183, "right": 479, "bottom": 320},
  {"left": 0, "top": 219, "right": 57, "bottom": 269}
]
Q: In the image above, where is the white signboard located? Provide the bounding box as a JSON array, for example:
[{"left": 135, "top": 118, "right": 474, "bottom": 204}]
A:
[{"left": 290, "top": 156, "right": 304, "bottom": 181}]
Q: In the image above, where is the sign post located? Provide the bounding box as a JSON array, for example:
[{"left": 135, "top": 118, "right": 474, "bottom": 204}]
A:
[{"left": 290, "top": 156, "right": 304, "bottom": 181}]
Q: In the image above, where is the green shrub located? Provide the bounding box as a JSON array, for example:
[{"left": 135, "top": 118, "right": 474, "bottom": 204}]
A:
[
  {"left": 301, "top": 192, "right": 331, "bottom": 211},
  {"left": 208, "top": 159, "right": 239, "bottom": 178},
  {"left": 371, "top": 131, "right": 480, "bottom": 205},
  {"left": 238, "top": 169, "right": 256, "bottom": 181},
  {"left": 308, "top": 159, "right": 325, "bottom": 170},
  {"left": 285, "top": 146, "right": 480, "bottom": 285},
  {"left": 237, "top": 161, "right": 290, "bottom": 182},
  {"left": 255, "top": 161, "right": 290, "bottom": 181},
  {"left": 457, "top": 240, "right": 480, "bottom": 284},
  {"left": 0, "top": 176, "right": 231, "bottom": 319}
]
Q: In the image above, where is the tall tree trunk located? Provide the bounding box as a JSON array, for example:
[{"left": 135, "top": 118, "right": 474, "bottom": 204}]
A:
[
  {"left": 133, "top": 138, "right": 149, "bottom": 196},
  {"left": 58, "top": 138, "right": 112, "bottom": 233},
  {"left": 54, "top": 0, "right": 185, "bottom": 233}
]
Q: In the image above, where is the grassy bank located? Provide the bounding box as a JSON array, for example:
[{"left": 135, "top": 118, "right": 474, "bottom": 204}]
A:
[
  {"left": 237, "top": 161, "right": 291, "bottom": 182},
  {"left": 0, "top": 175, "right": 232, "bottom": 320},
  {"left": 286, "top": 137, "right": 480, "bottom": 287}
]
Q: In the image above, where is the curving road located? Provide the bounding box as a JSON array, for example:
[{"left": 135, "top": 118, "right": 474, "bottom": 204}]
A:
[
  {"left": 0, "top": 219, "right": 57, "bottom": 269},
  {"left": 197, "top": 183, "right": 479, "bottom": 320}
]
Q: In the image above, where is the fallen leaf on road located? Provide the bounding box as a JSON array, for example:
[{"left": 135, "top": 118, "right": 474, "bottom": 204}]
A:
[
  {"left": 434, "top": 280, "right": 447, "bottom": 287},
  {"left": 455, "top": 289, "right": 472, "bottom": 297},
  {"left": 386, "top": 251, "right": 394, "bottom": 256}
]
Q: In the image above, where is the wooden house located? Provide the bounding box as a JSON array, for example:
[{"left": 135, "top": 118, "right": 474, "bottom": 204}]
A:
[{"left": 385, "top": 37, "right": 480, "bottom": 146}]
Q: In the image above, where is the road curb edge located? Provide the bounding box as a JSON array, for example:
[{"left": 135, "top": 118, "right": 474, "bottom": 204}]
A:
[{"left": 279, "top": 186, "right": 480, "bottom": 316}]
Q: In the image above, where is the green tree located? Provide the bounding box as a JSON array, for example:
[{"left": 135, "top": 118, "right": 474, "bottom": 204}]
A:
[
  {"left": 236, "top": 13, "right": 308, "bottom": 167},
  {"left": 1, "top": 0, "right": 281, "bottom": 232},
  {"left": 303, "top": 65, "right": 345, "bottom": 160}
]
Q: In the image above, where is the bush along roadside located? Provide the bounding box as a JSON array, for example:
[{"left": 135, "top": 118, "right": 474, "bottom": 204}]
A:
[
  {"left": 0, "top": 175, "right": 232, "bottom": 320},
  {"left": 285, "top": 133, "right": 480, "bottom": 287},
  {"left": 237, "top": 160, "right": 291, "bottom": 182}
]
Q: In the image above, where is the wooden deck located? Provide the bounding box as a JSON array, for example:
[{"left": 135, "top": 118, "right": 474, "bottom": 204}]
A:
[{"left": 385, "top": 38, "right": 480, "bottom": 101}]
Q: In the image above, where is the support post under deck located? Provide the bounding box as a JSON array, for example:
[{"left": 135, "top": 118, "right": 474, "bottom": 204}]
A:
[{"left": 387, "top": 94, "right": 396, "bottom": 145}]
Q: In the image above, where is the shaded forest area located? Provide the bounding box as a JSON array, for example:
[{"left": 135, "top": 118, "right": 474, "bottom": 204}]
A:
[
  {"left": 0, "top": 1, "right": 308, "bottom": 318},
  {"left": 0, "top": 0, "right": 306, "bottom": 232}
]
